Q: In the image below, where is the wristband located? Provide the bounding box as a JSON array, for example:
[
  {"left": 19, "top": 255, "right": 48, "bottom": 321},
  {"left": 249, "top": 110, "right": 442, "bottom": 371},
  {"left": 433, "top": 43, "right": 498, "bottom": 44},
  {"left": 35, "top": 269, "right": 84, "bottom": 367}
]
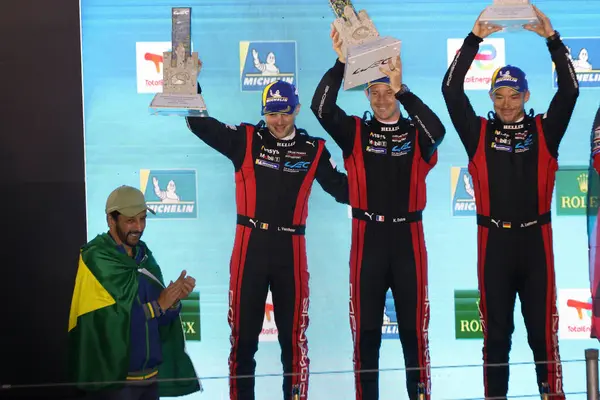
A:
[
  {"left": 396, "top": 84, "right": 410, "bottom": 97},
  {"left": 546, "top": 30, "right": 560, "bottom": 43}
]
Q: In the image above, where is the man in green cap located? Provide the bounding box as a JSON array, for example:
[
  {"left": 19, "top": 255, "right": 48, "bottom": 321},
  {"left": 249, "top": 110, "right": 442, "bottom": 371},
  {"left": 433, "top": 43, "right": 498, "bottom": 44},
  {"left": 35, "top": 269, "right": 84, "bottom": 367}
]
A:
[{"left": 68, "top": 185, "right": 201, "bottom": 399}]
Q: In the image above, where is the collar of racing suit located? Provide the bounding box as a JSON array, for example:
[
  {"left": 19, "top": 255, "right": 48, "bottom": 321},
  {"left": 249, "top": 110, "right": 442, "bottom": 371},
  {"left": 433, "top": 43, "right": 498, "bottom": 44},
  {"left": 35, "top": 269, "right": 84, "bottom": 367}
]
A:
[{"left": 268, "top": 128, "right": 296, "bottom": 141}]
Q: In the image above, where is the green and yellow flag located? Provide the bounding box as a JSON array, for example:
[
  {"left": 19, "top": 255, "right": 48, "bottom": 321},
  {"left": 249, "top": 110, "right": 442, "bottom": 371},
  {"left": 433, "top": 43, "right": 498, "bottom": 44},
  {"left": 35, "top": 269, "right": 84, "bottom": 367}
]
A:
[{"left": 68, "top": 233, "right": 201, "bottom": 397}]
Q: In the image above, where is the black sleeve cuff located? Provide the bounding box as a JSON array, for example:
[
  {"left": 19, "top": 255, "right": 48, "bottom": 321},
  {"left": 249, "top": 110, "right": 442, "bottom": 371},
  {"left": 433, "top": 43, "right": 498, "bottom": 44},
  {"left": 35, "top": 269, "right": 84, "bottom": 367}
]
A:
[
  {"left": 333, "top": 59, "right": 345, "bottom": 73},
  {"left": 547, "top": 35, "right": 563, "bottom": 51},
  {"left": 465, "top": 32, "right": 484, "bottom": 46}
]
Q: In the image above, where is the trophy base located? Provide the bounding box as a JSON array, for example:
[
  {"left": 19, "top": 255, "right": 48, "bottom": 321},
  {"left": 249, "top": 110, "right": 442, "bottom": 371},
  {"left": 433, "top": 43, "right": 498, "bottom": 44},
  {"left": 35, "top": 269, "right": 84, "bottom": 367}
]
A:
[
  {"left": 343, "top": 36, "right": 401, "bottom": 91},
  {"left": 149, "top": 93, "right": 209, "bottom": 117},
  {"left": 480, "top": 4, "right": 539, "bottom": 31}
]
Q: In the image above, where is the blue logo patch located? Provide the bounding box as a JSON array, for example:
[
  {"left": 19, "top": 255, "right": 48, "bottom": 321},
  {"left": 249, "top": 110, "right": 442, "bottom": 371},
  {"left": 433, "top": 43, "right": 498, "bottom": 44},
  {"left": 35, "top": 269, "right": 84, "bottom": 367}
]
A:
[
  {"left": 240, "top": 41, "right": 297, "bottom": 92},
  {"left": 391, "top": 141, "right": 412, "bottom": 156},
  {"left": 554, "top": 38, "right": 600, "bottom": 88},
  {"left": 515, "top": 134, "right": 533, "bottom": 153},
  {"left": 140, "top": 169, "right": 197, "bottom": 219},
  {"left": 255, "top": 159, "right": 280, "bottom": 170},
  {"left": 451, "top": 167, "right": 476, "bottom": 217},
  {"left": 283, "top": 160, "right": 311, "bottom": 173}
]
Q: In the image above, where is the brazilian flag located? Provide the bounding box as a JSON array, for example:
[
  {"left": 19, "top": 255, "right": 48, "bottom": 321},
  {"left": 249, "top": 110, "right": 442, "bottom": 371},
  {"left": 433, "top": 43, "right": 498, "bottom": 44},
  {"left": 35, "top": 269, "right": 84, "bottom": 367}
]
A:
[{"left": 67, "top": 233, "right": 201, "bottom": 396}]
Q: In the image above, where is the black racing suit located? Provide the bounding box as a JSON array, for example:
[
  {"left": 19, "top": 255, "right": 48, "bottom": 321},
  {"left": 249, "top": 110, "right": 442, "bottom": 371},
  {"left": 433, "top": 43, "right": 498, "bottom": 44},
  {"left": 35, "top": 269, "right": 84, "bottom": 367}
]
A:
[
  {"left": 311, "top": 59, "right": 446, "bottom": 400},
  {"left": 186, "top": 112, "right": 349, "bottom": 400},
  {"left": 589, "top": 105, "right": 600, "bottom": 339},
  {"left": 442, "top": 32, "right": 579, "bottom": 399}
]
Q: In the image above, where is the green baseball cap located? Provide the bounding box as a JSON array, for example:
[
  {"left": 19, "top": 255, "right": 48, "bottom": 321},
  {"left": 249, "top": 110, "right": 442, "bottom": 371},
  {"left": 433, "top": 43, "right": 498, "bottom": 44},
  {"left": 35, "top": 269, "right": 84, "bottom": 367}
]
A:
[{"left": 105, "top": 185, "right": 156, "bottom": 217}]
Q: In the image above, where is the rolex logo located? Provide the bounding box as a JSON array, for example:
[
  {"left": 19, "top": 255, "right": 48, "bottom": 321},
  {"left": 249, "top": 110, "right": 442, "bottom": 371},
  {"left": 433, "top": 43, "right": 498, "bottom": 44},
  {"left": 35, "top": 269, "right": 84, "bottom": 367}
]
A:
[{"left": 578, "top": 173, "right": 588, "bottom": 194}]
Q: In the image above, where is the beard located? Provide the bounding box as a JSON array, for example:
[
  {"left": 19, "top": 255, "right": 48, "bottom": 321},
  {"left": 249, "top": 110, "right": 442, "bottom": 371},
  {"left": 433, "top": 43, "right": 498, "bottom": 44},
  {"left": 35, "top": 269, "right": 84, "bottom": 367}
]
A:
[{"left": 116, "top": 224, "right": 143, "bottom": 247}]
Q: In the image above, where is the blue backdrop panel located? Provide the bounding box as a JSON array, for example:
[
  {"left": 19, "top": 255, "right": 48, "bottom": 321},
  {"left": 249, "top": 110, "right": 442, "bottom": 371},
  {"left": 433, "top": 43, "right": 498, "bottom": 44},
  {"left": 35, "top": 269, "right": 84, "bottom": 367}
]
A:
[{"left": 81, "top": 0, "right": 600, "bottom": 398}]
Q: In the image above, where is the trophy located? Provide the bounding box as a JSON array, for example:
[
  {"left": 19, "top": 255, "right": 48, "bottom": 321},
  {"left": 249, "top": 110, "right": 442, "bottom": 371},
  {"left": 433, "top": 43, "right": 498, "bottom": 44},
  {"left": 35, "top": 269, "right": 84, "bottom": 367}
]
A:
[
  {"left": 330, "top": 0, "right": 401, "bottom": 90},
  {"left": 479, "top": 0, "right": 540, "bottom": 32},
  {"left": 149, "top": 7, "right": 208, "bottom": 117}
]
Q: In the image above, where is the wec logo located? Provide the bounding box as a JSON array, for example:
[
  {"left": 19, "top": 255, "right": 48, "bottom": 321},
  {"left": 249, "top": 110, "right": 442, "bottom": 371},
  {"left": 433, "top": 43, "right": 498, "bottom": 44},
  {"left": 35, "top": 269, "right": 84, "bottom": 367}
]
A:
[{"left": 284, "top": 161, "right": 310, "bottom": 169}]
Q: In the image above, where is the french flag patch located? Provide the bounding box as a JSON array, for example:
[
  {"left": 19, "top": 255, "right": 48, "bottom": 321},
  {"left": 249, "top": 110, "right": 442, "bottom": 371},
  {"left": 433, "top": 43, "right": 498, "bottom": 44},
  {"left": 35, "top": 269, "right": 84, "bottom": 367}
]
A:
[{"left": 376, "top": 215, "right": 385, "bottom": 222}]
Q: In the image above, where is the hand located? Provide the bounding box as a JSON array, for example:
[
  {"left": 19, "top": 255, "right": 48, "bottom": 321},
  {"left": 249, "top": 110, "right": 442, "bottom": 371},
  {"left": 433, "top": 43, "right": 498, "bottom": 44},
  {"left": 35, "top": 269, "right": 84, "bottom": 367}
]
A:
[
  {"left": 472, "top": 10, "right": 503, "bottom": 39},
  {"left": 178, "top": 270, "right": 196, "bottom": 299},
  {"left": 379, "top": 55, "right": 403, "bottom": 93},
  {"left": 330, "top": 25, "right": 345, "bottom": 64},
  {"left": 197, "top": 58, "right": 203, "bottom": 73},
  {"left": 331, "top": 5, "right": 378, "bottom": 61},
  {"left": 152, "top": 176, "right": 158, "bottom": 186},
  {"left": 157, "top": 278, "right": 184, "bottom": 311},
  {"left": 523, "top": 5, "right": 555, "bottom": 38}
]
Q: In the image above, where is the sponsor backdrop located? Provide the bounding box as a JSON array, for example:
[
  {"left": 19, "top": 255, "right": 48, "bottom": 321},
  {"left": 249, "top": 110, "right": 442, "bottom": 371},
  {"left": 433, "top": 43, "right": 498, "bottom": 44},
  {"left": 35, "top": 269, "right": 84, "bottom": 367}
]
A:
[{"left": 81, "top": 0, "right": 600, "bottom": 398}]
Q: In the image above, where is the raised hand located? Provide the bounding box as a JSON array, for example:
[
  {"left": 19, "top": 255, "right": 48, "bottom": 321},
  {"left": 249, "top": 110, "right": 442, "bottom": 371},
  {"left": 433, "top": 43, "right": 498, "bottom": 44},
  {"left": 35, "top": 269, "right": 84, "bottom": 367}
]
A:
[
  {"left": 523, "top": 5, "right": 555, "bottom": 38},
  {"left": 330, "top": 25, "right": 345, "bottom": 63},
  {"left": 379, "top": 55, "right": 403, "bottom": 93},
  {"left": 472, "top": 10, "right": 503, "bottom": 39},
  {"left": 331, "top": 5, "right": 379, "bottom": 59}
]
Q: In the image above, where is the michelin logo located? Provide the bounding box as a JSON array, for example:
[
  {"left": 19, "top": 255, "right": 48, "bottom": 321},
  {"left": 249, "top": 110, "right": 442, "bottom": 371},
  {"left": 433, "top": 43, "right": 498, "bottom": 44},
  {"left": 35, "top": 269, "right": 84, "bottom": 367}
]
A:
[
  {"left": 382, "top": 290, "right": 398, "bottom": 339},
  {"left": 451, "top": 167, "right": 476, "bottom": 216},
  {"left": 554, "top": 38, "right": 600, "bottom": 88},
  {"left": 240, "top": 41, "right": 297, "bottom": 91},
  {"left": 140, "top": 169, "right": 197, "bottom": 219}
]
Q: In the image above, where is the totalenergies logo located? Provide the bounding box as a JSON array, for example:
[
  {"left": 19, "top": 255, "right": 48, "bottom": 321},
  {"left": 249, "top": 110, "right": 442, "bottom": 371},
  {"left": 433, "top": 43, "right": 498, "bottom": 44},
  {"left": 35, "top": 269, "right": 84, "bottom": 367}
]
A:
[
  {"left": 145, "top": 52, "right": 164, "bottom": 73},
  {"left": 450, "top": 43, "right": 497, "bottom": 73},
  {"left": 264, "top": 302, "right": 274, "bottom": 322},
  {"left": 474, "top": 44, "right": 497, "bottom": 70},
  {"left": 453, "top": 43, "right": 497, "bottom": 71},
  {"left": 567, "top": 297, "right": 592, "bottom": 319}
]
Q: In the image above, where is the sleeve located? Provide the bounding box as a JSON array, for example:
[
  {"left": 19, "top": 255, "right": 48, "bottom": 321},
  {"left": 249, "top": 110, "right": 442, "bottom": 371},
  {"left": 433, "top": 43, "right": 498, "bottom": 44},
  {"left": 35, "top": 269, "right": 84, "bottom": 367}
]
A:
[
  {"left": 592, "top": 106, "right": 600, "bottom": 171},
  {"left": 441, "top": 33, "right": 484, "bottom": 159},
  {"left": 158, "top": 301, "right": 182, "bottom": 326},
  {"left": 185, "top": 83, "right": 246, "bottom": 169},
  {"left": 314, "top": 145, "right": 349, "bottom": 205},
  {"left": 542, "top": 35, "right": 581, "bottom": 157},
  {"left": 140, "top": 300, "right": 180, "bottom": 325},
  {"left": 397, "top": 90, "right": 446, "bottom": 163},
  {"left": 310, "top": 59, "right": 358, "bottom": 158}
]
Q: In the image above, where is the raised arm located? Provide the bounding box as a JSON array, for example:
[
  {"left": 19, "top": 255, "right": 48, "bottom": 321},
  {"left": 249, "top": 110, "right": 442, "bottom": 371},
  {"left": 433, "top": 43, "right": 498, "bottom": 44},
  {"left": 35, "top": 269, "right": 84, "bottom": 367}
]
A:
[
  {"left": 523, "top": 7, "right": 580, "bottom": 156},
  {"left": 310, "top": 27, "right": 358, "bottom": 157},
  {"left": 380, "top": 56, "right": 446, "bottom": 164},
  {"left": 441, "top": 14, "right": 502, "bottom": 158},
  {"left": 314, "top": 144, "right": 349, "bottom": 205},
  {"left": 185, "top": 82, "right": 246, "bottom": 168},
  {"left": 592, "top": 106, "right": 600, "bottom": 172}
]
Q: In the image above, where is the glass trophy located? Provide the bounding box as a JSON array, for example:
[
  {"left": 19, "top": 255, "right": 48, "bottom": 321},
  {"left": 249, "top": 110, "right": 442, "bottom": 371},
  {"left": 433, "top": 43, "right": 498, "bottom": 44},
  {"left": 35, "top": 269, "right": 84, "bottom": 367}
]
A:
[
  {"left": 479, "top": 0, "right": 540, "bottom": 32},
  {"left": 330, "top": 0, "right": 401, "bottom": 90},
  {"left": 149, "top": 7, "right": 208, "bottom": 117}
]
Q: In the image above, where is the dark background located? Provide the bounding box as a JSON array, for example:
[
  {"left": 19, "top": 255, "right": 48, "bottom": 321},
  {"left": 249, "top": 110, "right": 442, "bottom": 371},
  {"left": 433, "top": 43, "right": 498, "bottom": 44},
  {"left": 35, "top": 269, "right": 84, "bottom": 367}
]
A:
[{"left": 0, "top": 0, "right": 87, "bottom": 398}]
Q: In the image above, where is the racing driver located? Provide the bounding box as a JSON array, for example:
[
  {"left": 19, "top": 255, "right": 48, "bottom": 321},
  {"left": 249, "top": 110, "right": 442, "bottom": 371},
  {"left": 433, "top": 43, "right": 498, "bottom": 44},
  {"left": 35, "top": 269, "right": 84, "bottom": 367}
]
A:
[
  {"left": 311, "top": 25, "right": 446, "bottom": 400},
  {"left": 186, "top": 71, "right": 349, "bottom": 400},
  {"left": 442, "top": 5, "right": 579, "bottom": 398}
]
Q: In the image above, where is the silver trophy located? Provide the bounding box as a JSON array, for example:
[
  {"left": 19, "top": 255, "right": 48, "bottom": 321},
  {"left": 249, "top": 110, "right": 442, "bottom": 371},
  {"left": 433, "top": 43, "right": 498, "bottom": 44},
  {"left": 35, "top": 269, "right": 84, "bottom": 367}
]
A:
[
  {"left": 330, "top": 0, "right": 401, "bottom": 90},
  {"left": 479, "top": 0, "right": 540, "bottom": 32},
  {"left": 149, "top": 7, "right": 208, "bottom": 117}
]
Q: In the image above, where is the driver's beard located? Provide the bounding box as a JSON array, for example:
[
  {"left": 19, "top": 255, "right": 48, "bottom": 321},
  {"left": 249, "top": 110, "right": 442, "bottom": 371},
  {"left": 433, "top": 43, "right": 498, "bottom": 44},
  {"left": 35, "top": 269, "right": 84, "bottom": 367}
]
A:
[{"left": 116, "top": 224, "right": 142, "bottom": 247}]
